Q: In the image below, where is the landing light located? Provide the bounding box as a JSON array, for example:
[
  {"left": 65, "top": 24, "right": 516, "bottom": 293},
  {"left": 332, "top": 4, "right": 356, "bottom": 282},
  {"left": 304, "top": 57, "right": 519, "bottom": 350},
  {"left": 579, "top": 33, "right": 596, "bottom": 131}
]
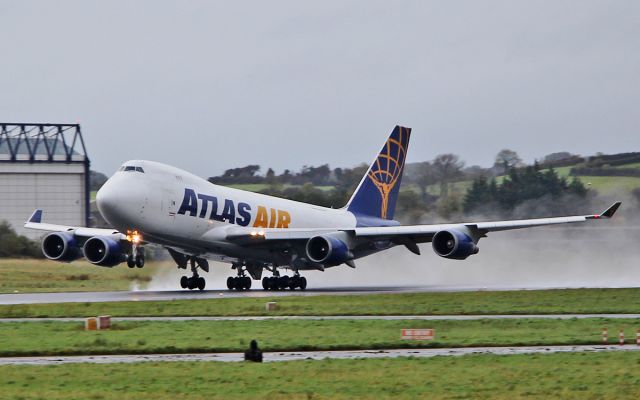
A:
[{"left": 126, "top": 229, "right": 142, "bottom": 244}]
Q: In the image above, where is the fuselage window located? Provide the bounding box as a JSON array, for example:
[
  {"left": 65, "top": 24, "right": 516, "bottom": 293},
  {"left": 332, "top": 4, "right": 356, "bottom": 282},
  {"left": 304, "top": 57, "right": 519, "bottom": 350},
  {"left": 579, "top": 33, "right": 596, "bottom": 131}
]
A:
[{"left": 124, "top": 166, "right": 136, "bottom": 172}]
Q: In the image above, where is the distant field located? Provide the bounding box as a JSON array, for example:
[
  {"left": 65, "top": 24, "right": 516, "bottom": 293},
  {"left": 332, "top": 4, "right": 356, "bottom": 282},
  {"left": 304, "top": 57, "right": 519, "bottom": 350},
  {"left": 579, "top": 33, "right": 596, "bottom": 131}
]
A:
[
  {"left": 0, "top": 259, "right": 169, "bottom": 294},
  {"left": 1, "top": 317, "right": 638, "bottom": 357},
  {"left": 574, "top": 175, "right": 640, "bottom": 195},
  {"left": 614, "top": 162, "right": 640, "bottom": 169},
  {"left": 1, "top": 352, "right": 639, "bottom": 399}
]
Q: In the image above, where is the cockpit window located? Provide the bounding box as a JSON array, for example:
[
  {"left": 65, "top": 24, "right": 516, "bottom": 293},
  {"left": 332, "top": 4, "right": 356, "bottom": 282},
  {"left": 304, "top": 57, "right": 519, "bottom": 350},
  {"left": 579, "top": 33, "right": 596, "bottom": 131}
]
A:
[{"left": 120, "top": 165, "right": 145, "bottom": 173}]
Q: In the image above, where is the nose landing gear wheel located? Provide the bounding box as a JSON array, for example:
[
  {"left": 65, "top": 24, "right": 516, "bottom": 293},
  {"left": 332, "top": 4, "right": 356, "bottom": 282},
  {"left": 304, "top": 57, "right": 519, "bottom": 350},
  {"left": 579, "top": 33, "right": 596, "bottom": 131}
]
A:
[
  {"left": 127, "top": 255, "right": 135, "bottom": 268},
  {"left": 135, "top": 253, "right": 145, "bottom": 268}
]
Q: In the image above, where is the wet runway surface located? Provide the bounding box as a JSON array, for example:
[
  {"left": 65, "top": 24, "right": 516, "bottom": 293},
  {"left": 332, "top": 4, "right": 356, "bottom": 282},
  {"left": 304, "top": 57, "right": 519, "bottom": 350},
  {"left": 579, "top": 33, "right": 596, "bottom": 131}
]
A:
[
  {"left": 1, "top": 314, "right": 639, "bottom": 323},
  {"left": 0, "top": 345, "right": 636, "bottom": 365},
  {"left": 0, "top": 285, "right": 600, "bottom": 305}
]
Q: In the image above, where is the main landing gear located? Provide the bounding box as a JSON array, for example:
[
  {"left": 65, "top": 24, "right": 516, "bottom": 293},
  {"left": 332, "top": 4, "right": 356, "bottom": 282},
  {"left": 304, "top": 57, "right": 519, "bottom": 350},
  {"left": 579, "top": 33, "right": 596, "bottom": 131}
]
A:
[
  {"left": 180, "top": 257, "right": 207, "bottom": 291},
  {"left": 227, "top": 263, "right": 252, "bottom": 291},
  {"left": 126, "top": 246, "right": 145, "bottom": 268},
  {"left": 262, "top": 273, "right": 307, "bottom": 291}
]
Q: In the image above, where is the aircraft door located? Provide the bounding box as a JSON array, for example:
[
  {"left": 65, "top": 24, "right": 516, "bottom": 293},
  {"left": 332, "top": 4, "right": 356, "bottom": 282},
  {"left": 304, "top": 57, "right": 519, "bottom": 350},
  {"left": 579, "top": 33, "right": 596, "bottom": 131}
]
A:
[{"left": 163, "top": 188, "right": 177, "bottom": 222}]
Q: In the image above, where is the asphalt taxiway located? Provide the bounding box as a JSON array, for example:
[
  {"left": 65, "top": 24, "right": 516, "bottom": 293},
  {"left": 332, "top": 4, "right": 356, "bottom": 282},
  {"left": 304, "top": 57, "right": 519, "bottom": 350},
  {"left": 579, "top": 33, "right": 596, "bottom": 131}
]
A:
[
  {"left": 0, "top": 284, "right": 604, "bottom": 305},
  {"left": 1, "top": 314, "right": 639, "bottom": 323},
  {"left": 0, "top": 345, "right": 637, "bottom": 365}
]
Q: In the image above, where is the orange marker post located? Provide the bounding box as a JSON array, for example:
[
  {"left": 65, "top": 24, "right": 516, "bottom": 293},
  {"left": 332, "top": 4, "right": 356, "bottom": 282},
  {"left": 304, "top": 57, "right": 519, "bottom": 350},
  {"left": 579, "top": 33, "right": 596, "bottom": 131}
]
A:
[{"left": 602, "top": 327, "right": 608, "bottom": 344}]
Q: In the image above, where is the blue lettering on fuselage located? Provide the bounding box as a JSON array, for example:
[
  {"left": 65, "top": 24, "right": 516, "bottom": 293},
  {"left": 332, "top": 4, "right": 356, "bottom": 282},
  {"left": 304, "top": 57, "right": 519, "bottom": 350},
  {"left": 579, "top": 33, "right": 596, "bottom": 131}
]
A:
[{"left": 177, "top": 188, "right": 252, "bottom": 227}]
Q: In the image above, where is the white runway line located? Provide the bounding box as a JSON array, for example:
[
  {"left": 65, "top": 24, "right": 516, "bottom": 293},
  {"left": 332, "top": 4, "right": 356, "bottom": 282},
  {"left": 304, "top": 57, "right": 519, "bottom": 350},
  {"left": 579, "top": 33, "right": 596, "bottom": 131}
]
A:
[
  {"left": 0, "top": 314, "right": 639, "bottom": 323},
  {"left": 0, "top": 345, "right": 637, "bottom": 366}
]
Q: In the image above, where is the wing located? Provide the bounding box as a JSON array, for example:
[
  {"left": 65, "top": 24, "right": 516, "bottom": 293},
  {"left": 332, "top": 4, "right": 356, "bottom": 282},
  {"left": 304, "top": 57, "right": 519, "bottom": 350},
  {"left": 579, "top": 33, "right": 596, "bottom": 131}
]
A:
[
  {"left": 354, "top": 201, "right": 622, "bottom": 242},
  {"left": 225, "top": 202, "right": 622, "bottom": 247},
  {"left": 24, "top": 209, "right": 125, "bottom": 240}
]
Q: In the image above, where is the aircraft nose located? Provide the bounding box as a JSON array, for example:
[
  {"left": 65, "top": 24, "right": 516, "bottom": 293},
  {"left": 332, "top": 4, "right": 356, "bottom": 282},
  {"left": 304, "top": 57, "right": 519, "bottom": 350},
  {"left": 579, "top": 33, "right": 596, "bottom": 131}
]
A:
[
  {"left": 96, "top": 178, "right": 124, "bottom": 221},
  {"left": 96, "top": 174, "right": 147, "bottom": 228}
]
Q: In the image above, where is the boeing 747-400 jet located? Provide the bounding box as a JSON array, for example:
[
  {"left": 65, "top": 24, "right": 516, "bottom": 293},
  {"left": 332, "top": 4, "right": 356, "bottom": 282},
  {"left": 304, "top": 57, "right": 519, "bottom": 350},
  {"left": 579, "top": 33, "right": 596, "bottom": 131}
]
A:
[{"left": 25, "top": 126, "right": 621, "bottom": 291}]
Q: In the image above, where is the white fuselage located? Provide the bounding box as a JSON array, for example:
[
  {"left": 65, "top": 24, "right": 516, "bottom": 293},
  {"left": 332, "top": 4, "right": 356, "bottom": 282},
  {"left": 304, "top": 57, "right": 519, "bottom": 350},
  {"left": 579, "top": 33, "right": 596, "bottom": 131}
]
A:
[{"left": 96, "top": 160, "right": 358, "bottom": 266}]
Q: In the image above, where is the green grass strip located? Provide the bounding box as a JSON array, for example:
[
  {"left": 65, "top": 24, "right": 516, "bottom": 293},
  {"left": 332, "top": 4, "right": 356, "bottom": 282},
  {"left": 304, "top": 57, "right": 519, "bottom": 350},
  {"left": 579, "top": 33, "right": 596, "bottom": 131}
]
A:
[
  {"left": 1, "top": 288, "right": 640, "bottom": 318},
  {"left": 1, "top": 352, "right": 640, "bottom": 399},
  {"left": 0, "top": 318, "right": 638, "bottom": 357}
]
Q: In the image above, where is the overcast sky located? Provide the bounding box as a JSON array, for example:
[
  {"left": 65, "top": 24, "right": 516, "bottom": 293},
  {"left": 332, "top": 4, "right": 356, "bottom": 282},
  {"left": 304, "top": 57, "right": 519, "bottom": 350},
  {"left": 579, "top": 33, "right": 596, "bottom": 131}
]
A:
[{"left": 1, "top": 1, "right": 638, "bottom": 177}]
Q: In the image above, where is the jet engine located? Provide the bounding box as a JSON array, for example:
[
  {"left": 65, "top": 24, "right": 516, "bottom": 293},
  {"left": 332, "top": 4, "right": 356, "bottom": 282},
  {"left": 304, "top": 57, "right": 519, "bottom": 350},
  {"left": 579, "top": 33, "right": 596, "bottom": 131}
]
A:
[
  {"left": 305, "top": 235, "right": 352, "bottom": 266},
  {"left": 432, "top": 230, "right": 479, "bottom": 260},
  {"left": 41, "top": 232, "right": 81, "bottom": 262},
  {"left": 83, "top": 236, "right": 126, "bottom": 267}
]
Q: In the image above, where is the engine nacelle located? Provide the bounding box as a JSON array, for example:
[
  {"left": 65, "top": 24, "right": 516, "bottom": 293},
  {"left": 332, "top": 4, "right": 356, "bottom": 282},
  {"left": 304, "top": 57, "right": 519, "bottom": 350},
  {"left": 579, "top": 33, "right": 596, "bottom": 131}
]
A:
[
  {"left": 83, "top": 236, "right": 126, "bottom": 267},
  {"left": 41, "top": 232, "right": 81, "bottom": 262},
  {"left": 432, "top": 230, "right": 479, "bottom": 260},
  {"left": 305, "top": 235, "right": 352, "bottom": 266}
]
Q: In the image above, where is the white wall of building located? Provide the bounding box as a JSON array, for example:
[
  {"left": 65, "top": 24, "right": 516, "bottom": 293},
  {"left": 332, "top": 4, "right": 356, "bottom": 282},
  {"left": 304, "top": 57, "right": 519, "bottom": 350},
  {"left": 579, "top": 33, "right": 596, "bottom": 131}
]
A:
[{"left": 0, "top": 163, "right": 86, "bottom": 239}]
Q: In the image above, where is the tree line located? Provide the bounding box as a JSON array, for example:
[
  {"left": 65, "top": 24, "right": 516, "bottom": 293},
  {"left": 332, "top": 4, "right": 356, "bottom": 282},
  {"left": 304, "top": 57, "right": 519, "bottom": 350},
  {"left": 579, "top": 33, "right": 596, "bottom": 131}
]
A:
[{"left": 206, "top": 149, "right": 595, "bottom": 222}]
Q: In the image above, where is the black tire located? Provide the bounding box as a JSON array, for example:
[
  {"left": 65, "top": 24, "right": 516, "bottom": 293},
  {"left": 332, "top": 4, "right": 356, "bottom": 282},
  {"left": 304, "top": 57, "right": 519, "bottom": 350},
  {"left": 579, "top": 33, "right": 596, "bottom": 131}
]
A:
[
  {"left": 127, "top": 255, "right": 135, "bottom": 268},
  {"left": 244, "top": 277, "right": 252, "bottom": 290},
  {"left": 289, "top": 276, "right": 298, "bottom": 290},
  {"left": 197, "top": 277, "right": 206, "bottom": 291},
  {"left": 135, "top": 254, "right": 145, "bottom": 268},
  {"left": 180, "top": 276, "right": 188, "bottom": 289},
  {"left": 187, "top": 278, "right": 197, "bottom": 290},
  {"left": 262, "top": 277, "right": 270, "bottom": 290},
  {"left": 226, "top": 277, "right": 234, "bottom": 290},
  {"left": 299, "top": 277, "right": 307, "bottom": 290}
]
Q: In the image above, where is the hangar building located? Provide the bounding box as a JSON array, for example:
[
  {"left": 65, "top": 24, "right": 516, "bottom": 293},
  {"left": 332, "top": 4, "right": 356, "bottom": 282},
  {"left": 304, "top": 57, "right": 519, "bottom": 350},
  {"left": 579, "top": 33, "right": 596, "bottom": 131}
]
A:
[{"left": 0, "top": 123, "right": 90, "bottom": 239}]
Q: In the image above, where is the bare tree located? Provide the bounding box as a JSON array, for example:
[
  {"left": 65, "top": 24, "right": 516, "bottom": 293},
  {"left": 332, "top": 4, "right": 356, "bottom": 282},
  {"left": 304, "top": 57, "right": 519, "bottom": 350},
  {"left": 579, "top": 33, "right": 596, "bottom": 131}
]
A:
[
  {"left": 433, "top": 154, "right": 464, "bottom": 198},
  {"left": 414, "top": 161, "right": 437, "bottom": 203},
  {"left": 494, "top": 149, "right": 523, "bottom": 174}
]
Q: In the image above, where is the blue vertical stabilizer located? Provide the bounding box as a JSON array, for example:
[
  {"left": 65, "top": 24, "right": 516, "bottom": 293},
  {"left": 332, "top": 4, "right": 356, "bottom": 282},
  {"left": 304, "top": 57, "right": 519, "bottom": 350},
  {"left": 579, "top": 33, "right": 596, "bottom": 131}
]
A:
[{"left": 346, "top": 125, "right": 411, "bottom": 224}]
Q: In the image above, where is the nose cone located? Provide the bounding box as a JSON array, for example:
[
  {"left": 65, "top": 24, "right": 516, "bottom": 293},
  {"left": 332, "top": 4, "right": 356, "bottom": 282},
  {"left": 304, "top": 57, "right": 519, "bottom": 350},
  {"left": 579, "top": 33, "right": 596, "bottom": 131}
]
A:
[
  {"left": 96, "top": 173, "right": 148, "bottom": 229},
  {"left": 96, "top": 179, "right": 118, "bottom": 222}
]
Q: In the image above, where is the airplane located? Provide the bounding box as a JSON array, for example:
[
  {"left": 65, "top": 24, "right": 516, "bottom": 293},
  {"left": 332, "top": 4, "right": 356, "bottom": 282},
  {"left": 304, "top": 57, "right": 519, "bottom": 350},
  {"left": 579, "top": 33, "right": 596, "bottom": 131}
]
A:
[{"left": 25, "top": 125, "right": 622, "bottom": 291}]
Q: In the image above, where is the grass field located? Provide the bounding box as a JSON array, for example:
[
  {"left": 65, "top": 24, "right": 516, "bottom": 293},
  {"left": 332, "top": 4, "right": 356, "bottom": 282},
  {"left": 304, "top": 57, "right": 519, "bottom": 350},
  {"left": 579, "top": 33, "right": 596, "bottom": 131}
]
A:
[
  {"left": 0, "top": 259, "right": 165, "bottom": 294},
  {"left": 1, "top": 287, "right": 640, "bottom": 318},
  {"left": 2, "top": 352, "right": 640, "bottom": 399},
  {"left": 0, "top": 318, "right": 638, "bottom": 357}
]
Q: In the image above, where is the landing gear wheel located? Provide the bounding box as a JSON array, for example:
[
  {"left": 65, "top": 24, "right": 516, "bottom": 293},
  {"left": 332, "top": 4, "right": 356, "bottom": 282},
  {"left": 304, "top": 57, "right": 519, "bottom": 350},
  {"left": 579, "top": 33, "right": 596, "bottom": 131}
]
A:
[
  {"left": 197, "top": 277, "right": 206, "bottom": 291},
  {"left": 180, "top": 276, "right": 188, "bottom": 289},
  {"left": 127, "top": 255, "right": 135, "bottom": 268},
  {"left": 187, "top": 277, "right": 197, "bottom": 290},
  {"left": 262, "top": 277, "right": 270, "bottom": 290},
  {"left": 289, "top": 276, "right": 299, "bottom": 290},
  {"left": 299, "top": 277, "right": 307, "bottom": 290},
  {"left": 244, "top": 277, "right": 252, "bottom": 290},
  {"left": 227, "top": 277, "right": 234, "bottom": 290},
  {"left": 135, "top": 253, "right": 145, "bottom": 268}
]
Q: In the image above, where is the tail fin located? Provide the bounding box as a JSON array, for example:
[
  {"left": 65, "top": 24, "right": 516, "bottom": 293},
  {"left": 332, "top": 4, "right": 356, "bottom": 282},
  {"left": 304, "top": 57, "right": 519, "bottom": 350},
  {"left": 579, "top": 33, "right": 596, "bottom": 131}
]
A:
[{"left": 346, "top": 125, "right": 411, "bottom": 222}]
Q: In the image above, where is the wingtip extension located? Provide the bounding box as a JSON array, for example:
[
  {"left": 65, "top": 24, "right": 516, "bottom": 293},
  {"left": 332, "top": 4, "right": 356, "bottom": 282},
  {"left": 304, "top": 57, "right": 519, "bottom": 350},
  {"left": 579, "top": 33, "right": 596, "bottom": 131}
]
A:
[
  {"left": 28, "top": 209, "right": 43, "bottom": 223},
  {"left": 600, "top": 201, "right": 622, "bottom": 218}
]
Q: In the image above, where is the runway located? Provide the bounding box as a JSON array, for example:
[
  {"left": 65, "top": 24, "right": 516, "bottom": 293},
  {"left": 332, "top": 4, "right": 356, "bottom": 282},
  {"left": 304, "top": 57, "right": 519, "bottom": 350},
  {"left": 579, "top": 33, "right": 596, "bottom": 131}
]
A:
[
  {"left": 0, "top": 345, "right": 636, "bottom": 365},
  {"left": 1, "top": 314, "right": 639, "bottom": 323},
  {"left": 0, "top": 284, "right": 605, "bottom": 305}
]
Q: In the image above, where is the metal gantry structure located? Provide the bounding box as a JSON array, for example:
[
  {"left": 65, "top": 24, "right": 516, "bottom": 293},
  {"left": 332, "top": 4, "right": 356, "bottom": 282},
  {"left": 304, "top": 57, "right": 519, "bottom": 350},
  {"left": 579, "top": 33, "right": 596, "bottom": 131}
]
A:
[{"left": 0, "top": 123, "right": 91, "bottom": 227}]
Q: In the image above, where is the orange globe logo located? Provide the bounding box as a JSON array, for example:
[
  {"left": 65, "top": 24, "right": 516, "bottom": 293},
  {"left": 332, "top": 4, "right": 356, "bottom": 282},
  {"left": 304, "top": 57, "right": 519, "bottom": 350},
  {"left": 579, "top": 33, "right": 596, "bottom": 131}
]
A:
[{"left": 367, "top": 126, "right": 410, "bottom": 218}]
